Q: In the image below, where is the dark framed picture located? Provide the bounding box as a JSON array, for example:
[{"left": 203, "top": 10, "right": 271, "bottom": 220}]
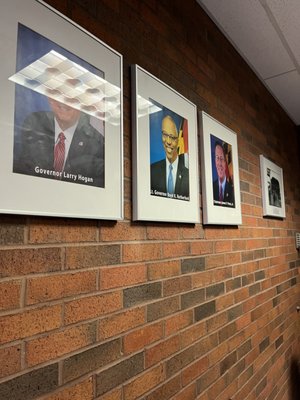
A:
[
  {"left": 0, "top": 0, "right": 123, "bottom": 219},
  {"left": 200, "top": 112, "right": 242, "bottom": 225},
  {"left": 131, "top": 65, "right": 200, "bottom": 223},
  {"left": 260, "top": 155, "right": 286, "bottom": 218}
]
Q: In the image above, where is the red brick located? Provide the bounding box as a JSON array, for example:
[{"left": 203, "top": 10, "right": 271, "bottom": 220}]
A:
[
  {"left": 145, "top": 335, "right": 181, "bottom": 367},
  {"left": 123, "top": 364, "right": 165, "bottom": 400},
  {"left": 122, "top": 243, "right": 161, "bottom": 262},
  {"left": 0, "top": 305, "right": 61, "bottom": 344},
  {"left": 236, "top": 314, "right": 252, "bottom": 330},
  {"left": 0, "top": 345, "right": 21, "bottom": 378},
  {"left": 100, "top": 264, "right": 147, "bottom": 290},
  {"left": 0, "top": 2, "right": 297, "bottom": 400},
  {"left": 148, "top": 260, "right": 180, "bottom": 280},
  {"left": 163, "top": 242, "right": 190, "bottom": 258},
  {"left": 206, "top": 311, "right": 228, "bottom": 333},
  {"left": 196, "top": 83, "right": 217, "bottom": 107},
  {"left": 190, "top": 241, "right": 214, "bottom": 255},
  {"left": 206, "top": 375, "right": 227, "bottom": 399},
  {"left": 100, "top": 222, "right": 146, "bottom": 241},
  {"left": 64, "top": 291, "right": 122, "bottom": 324},
  {"left": 172, "top": 383, "right": 197, "bottom": 400},
  {"left": 243, "top": 297, "right": 257, "bottom": 313},
  {"left": 234, "top": 287, "right": 250, "bottom": 303},
  {"left": 181, "top": 225, "right": 205, "bottom": 239},
  {"left": 216, "top": 379, "right": 238, "bottom": 400},
  {"left": 205, "top": 228, "right": 240, "bottom": 240},
  {"left": 215, "top": 293, "right": 235, "bottom": 311},
  {"left": 124, "top": 201, "right": 132, "bottom": 221},
  {"left": 26, "top": 323, "right": 96, "bottom": 366},
  {"left": 243, "top": 215, "right": 258, "bottom": 226},
  {"left": 206, "top": 254, "right": 225, "bottom": 269},
  {"left": 163, "top": 276, "right": 191, "bottom": 296},
  {"left": 241, "top": 203, "right": 253, "bottom": 215},
  {"left": 214, "top": 240, "right": 232, "bottom": 253},
  {"left": 145, "top": 375, "right": 181, "bottom": 400},
  {"left": 66, "top": 245, "right": 120, "bottom": 270},
  {"left": 146, "top": 225, "right": 180, "bottom": 240},
  {"left": 125, "top": 177, "right": 134, "bottom": 201},
  {"left": 0, "top": 216, "right": 25, "bottom": 245},
  {"left": 95, "top": 388, "right": 122, "bottom": 400},
  {"left": 192, "top": 268, "right": 231, "bottom": 289},
  {"left": 41, "top": 378, "right": 93, "bottom": 400},
  {"left": 180, "top": 321, "right": 207, "bottom": 348},
  {"left": 26, "top": 271, "right": 97, "bottom": 304},
  {"left": 181, "top": 356, "right": 209, "bottom": 386},
  {"left": 225, "top": 252, "right": 242, "bottom": 265},
  {"left": 246, "top": 239, "right": 268, "bottom": 250},
  {"left": 99, "top": 307, "right": 146, "bottom": 340},
  {"left": 165, "top": 310, "right": 194, "bottom": 337},
  {"left": 29, "top": 218, "right": 98, "bottom": 244},
  {"left": 123, "top": 321, "right": 163, "bottom": 354},
  {"left": 208, "top": 341, "right": 228, "bottom": 365},
  {"left": 232, "top": 240, "right": 247, "bottom": 251},
  {"left": 0, "top": 280, "right": 21, "bottom": 311},
  {"left": 0, "top": 248, "right": 62, "bottom": 277}
]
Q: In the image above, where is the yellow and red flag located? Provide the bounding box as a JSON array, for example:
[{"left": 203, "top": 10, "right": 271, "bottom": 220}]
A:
[{"left": 178, "top": 118, "right": 188, "bottom": 155}]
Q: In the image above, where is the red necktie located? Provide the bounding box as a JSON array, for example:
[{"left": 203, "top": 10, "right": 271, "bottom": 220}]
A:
[
  {"left": 219, "top": 185, "right": 223, "bottom": 202},
  {"left": 54, "top": 132, "right": 66, "bottom": 172}
]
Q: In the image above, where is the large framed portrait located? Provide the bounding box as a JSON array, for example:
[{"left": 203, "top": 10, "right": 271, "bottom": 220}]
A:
[
  {"left": 131, "top": 65, "right": 200, "bottom": 223},
  {"left": 0, "top": 0, "right": 123, "bottom": 219},
  {"left": 259, "top": 155, "right": 286, "bottom": 218},
  {"left": 200, "top": 112, "right": 242, "bottom": 225}
]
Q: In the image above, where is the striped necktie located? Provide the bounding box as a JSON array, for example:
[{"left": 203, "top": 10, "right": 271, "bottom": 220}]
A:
[{"left": 54, "top": 132, "right": 66, "bottom": 173}]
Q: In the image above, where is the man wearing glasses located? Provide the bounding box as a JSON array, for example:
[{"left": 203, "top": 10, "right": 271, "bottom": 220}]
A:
[
  {"left": 150, "top": 115, "right": 189, "bottom": 200},
  {"left": 213, "top": 141, "right": 234, "bottom": 207}
]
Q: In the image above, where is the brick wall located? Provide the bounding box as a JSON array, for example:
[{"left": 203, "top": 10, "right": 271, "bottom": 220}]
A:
[{"left": 0, "top": 0, "right": 299, "bottom": 399}]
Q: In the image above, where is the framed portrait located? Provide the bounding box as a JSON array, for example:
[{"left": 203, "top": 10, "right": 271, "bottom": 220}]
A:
[
  {"left": 259, "top": 155, "right": 286, "bottom": 218},
  {"left": 0, "top": 0, "right": 123, "bottom": 219},
  {"left": 200, "top": 112, "right": 242, "bottom": 225},
  {"left": 131, "top": 65, "right": 200, "bottom": 223}
]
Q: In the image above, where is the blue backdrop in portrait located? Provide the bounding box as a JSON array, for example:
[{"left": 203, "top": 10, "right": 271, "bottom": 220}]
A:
[
  {"left": 13, "top": 23, "right": 104, "bottom": 160},
  {"left": 149, "top": 99, "right": 184, "bottom": 164},
  {"left": 210, "top": 134, "right": 220, "bottom": 182}
]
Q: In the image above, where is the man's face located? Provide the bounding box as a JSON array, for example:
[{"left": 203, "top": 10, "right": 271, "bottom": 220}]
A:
[
  {"left": 215, "top": 144, "right": 226, "bottom": 182},
  {"left": 162, "top": 116, "right": 179, "bottom": 163},
  {"left": 48, "top": 98, "right": 80, "bottom": 130}
]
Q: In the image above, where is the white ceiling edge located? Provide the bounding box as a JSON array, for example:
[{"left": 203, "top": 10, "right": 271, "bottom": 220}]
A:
[{"left": 196, "top": 0, "right": 300, "bottom": 126}]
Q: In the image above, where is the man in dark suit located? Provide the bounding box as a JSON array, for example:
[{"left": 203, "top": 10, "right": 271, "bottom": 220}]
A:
[
  {"left": 13, "top": 98, "right": 104, "bottom": 188},
  {"left": 213, "top": 140, "right": 234, "bottom": 207},
  {"left": 151, "top": 115, "right": 189, "bottom": 200}
]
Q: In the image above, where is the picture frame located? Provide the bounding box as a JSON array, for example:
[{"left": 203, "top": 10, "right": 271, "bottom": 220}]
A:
[
  {"left": 0, "top": 0, "right": 123, "bottom": 220},
  {"left": 131, "top": 65, "right": 200, "bottom": 223},
  {"left": 259, "top": 155, "right": 286, "bottom": 218},
  {"left": 200, "top": 111, "right": 242, "bottom": 225}
]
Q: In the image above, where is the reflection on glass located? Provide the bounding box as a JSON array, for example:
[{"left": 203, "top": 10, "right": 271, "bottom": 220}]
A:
[
  {"left": 137, "top": 95, "right": 162, "bottom": 117},
  {"left": 9, "top": 50, "right": 120, "bottom": 124}
]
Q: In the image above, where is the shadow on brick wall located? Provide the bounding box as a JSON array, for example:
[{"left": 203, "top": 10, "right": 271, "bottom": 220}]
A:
[{"left": 290, "top": 357, "right": 300, "bottom": 400}]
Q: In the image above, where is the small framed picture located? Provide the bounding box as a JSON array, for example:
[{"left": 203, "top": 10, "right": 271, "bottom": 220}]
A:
[
  {"left": 259, "top": 155, "right": 286, "bottom": 218},
  {"left": 200, "top": 111, "right": 242, "bottom": 225},
  {"left": 0, "top": 0, "right": 123, "bottom": 220},
  {"left": 131, "top": 65, "right": 200, "bottom": 223}
]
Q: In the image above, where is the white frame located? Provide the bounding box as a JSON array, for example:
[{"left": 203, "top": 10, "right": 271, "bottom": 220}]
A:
[
  {"left": 200, "top": 111, "right": 242, "bottom": 225},
  {"left": 131, "top": 65, "right": 200, "bottom": 223},
  {"left": 260, "top": 155, "right": 285, "bottom": 218},
  {"left": 0, "top": 0, "right": 123, "bottom": 220}
]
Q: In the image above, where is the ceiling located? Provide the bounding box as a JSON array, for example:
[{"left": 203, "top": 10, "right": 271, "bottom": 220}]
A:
[{"left": 197, "top": 0, "right": 300, "bottom": 126}]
